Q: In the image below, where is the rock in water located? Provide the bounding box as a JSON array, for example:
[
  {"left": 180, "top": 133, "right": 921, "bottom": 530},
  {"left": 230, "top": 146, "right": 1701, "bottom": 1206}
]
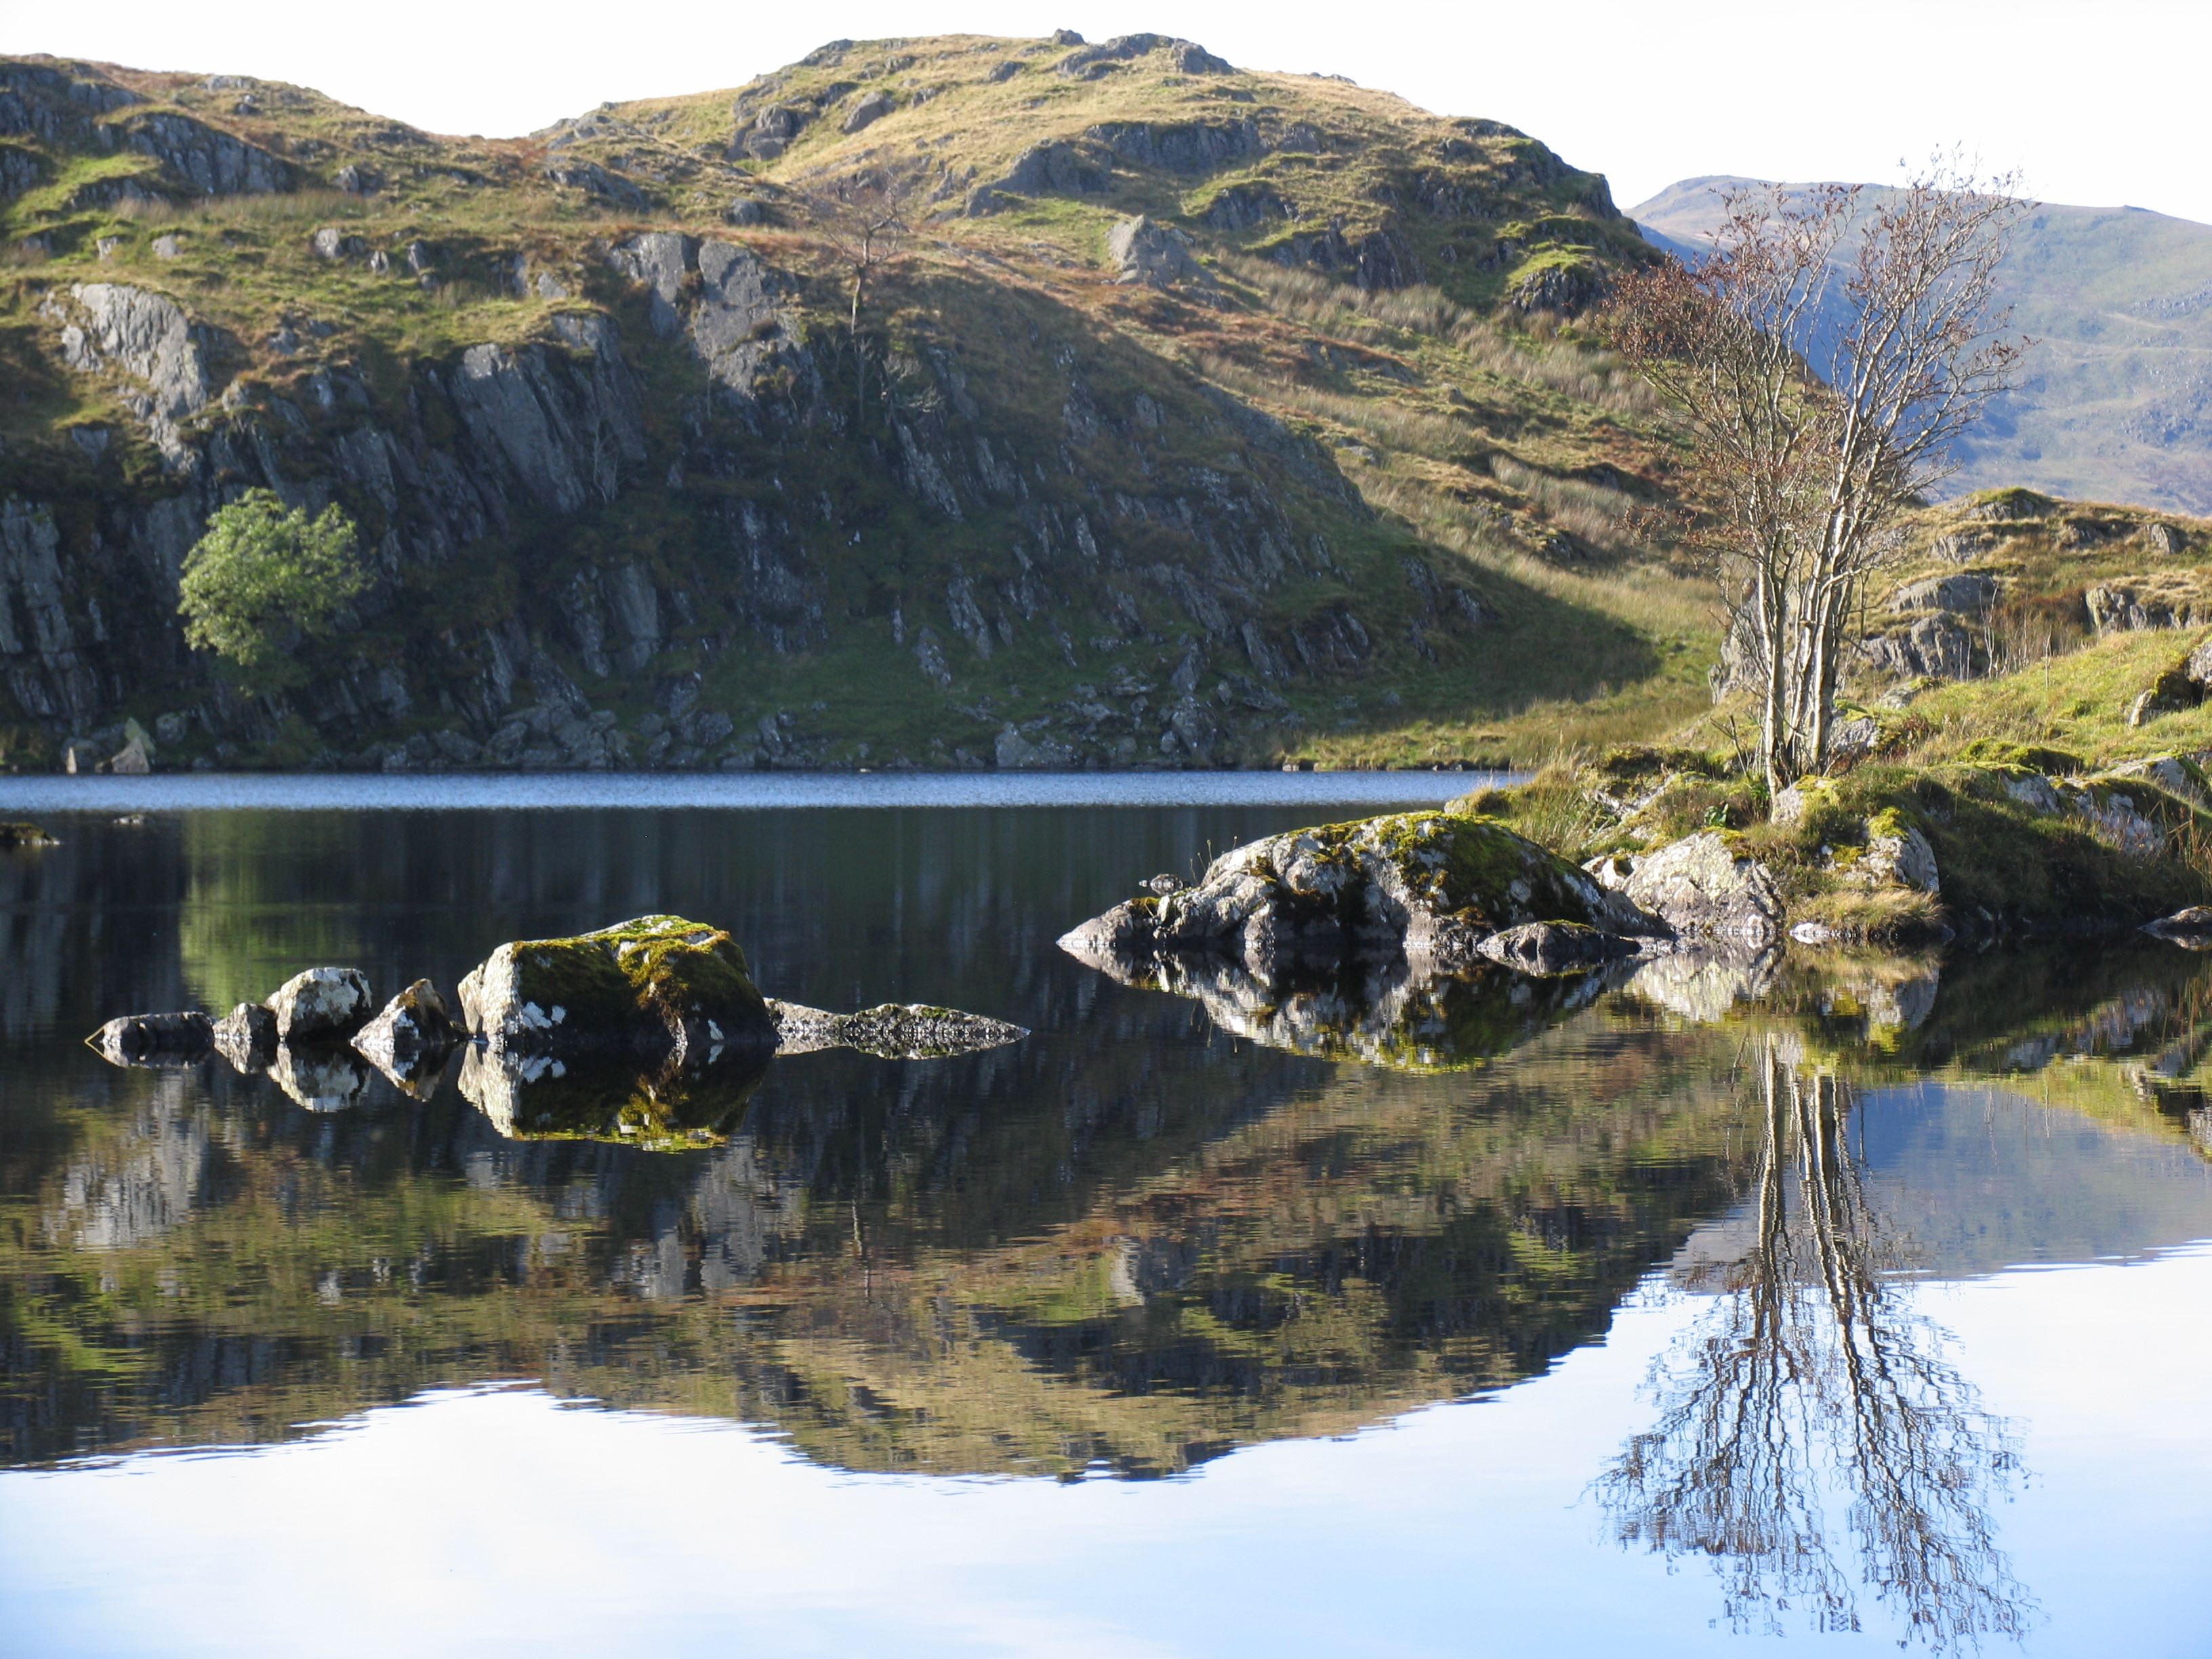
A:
[
  {"left": 768, "top": 1000, "right": 1029, "bottom": 1058},
  {"left": 352, "top": 979, "right": 459, "bottom": 1088},
  {"left": 266, "top": 966, "right": 374, "bottom": 1041},
  {"left": 87, "top": 1010, "right": 212, "bottom": 1065},
  {"left": 1475, "top": 921, "right": 1641, "bottom": 977},
  {"left": 1059, "top": 811, "right": 1660, "bottom": 983},
  {"left": 457, "top": 914, "right": 777, "bottom": 1059},
  {"left": 212, "top": 1002, "right": 278, "bottom": 1072},
  {"left": 0, "top": 821, "right": 55, "bottom": 847}
]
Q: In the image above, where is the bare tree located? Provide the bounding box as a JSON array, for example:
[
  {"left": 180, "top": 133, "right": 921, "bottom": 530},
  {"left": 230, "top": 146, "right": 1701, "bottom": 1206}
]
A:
[
  {"left": 798, "top": 170, "right": 916, "bottom": 432},
  {"left": 1601, "top": 163, "right": 2032, "bottom": 804},
  {"left": 1594, "top": 1038, "right": 2032, "bottom": 1650}
]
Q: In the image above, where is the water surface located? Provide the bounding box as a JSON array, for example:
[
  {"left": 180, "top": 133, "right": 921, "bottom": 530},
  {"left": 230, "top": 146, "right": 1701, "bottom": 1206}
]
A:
[{"left": 1, "top": 783, "right": 2207, "bottom": 1657}]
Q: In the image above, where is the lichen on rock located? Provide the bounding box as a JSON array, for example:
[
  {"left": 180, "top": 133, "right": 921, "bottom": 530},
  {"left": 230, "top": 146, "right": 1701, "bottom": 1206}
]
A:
[{"left": 457, "top": 914, "right": 777, "bottom": 1059}]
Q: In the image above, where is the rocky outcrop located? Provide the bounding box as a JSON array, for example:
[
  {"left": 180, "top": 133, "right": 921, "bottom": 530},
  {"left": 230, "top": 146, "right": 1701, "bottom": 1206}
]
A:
[
  {"left": 1059, "top": 811, "right": 1660, "bottom": 986},
  {"left": 1621, "top": 831, "right": 1784, "bottom": 945},
  {"left": 768, "top": 1000, "right": 1027, "bottom": 1058},
  {"left": 457, "top": 914, "right": 779, "bottom": 1060},
  {"left": 1107, "top": 216, "right": 1208, "bottom": 287}
]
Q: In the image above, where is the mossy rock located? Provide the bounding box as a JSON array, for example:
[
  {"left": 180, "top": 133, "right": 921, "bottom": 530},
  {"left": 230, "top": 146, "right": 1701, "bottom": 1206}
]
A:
[
  {"left": 1955, "top": 738, "right": 2085, "bottom": 775},
  {"left": 457, "top": 914, "right": 777, "bottom": 1057}
]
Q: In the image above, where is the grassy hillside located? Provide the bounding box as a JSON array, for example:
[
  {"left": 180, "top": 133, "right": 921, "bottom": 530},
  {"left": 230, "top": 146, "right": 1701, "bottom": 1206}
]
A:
[{"left": 0, "top": 36, "right": 1728, "bottom": 773}]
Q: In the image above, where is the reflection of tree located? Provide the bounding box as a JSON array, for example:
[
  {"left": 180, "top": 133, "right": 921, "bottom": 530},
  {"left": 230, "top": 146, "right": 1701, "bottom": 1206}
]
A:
[{"left": 1596, "top": 1037, "right": 2032, "bottom": 1650}]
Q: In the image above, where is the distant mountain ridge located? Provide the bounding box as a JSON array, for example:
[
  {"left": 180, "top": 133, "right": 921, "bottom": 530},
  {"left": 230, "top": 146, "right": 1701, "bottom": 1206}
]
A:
[{"left": 1630, "top": 176, "right": 2212, "bottom": 516}]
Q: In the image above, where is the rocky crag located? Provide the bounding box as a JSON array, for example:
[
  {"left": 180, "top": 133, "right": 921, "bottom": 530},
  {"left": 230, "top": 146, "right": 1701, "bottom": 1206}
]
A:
[{"left": 0, "top": 35, "right": 1681, "bottom": 773}]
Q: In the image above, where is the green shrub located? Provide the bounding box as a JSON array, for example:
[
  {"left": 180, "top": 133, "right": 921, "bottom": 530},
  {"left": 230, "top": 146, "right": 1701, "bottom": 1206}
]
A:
[{"left": 178, "top": 491, "right": 369, "bottom": 686}]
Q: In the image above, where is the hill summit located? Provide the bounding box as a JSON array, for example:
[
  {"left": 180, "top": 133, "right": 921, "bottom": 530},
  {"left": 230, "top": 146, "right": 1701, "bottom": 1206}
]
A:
[{"left": 0, "top": 35, "right": 1692, "bottom": 771}]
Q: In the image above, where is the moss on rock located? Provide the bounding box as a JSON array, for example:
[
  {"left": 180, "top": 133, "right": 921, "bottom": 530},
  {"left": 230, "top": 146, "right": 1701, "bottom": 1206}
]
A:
[{"left": 458, "top": 914, "right": 777, "bottom": 1057}]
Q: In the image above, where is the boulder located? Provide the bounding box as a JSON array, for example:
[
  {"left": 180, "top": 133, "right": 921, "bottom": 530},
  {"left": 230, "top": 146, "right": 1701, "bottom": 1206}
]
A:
[
  {"left": 1847, "top": 818, "right": 1940, "bottom": 894},
  {"left": 1059, "top": 811, "right": 1662, "bottom": 984},
  {"left": 768, "top": 1000, "right": 1029, "bottom": 1059},
  {"left": 841, "top": 91, "right": 895, "bottom": 134},
  {"left": 212, "top": 1001, "right": 277, "bottom": 1072},
  {"left": 457, "top": 914, "right": 777, "bottom": 1059},
  {"left": 87, "top": 1010, "right": 211, "bottom": 1065},
  {"left": 1107, "top": 216, "right": 1209, "bottom": 287},
  {"left": 1623, "top": 832, "right": 1784, "bottom": 945},
  {"left": 352, "top": 979, "right": 461, "bottom": 1089},
  {"left": 1475, "top": 921, "right": 1641, "bottom": 977},
  {"left": 266, "top": 966, "right": 374, "bottom": 1041},
  {"left": 0, "top": 821, "right": 54, "bottom": 847}
]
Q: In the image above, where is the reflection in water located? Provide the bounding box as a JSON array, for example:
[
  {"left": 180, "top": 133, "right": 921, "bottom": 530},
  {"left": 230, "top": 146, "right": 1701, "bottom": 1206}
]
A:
[
  {"left": 1597, "top": 1038, "right": 2032, "bottom": 1650},
  {"left": 7, "top": 800, "right": 2212, "bottom": 1659}
]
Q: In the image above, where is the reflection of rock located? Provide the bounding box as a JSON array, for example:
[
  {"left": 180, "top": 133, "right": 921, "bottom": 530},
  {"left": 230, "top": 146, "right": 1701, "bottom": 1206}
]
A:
[
  {"left": 769, "top": 1000, "right": 1028, "bottom": 1059},
  {"left": 266, "top": 966, "right": 374, "bottom": 1041},
  {"left": 266, "top": 1044, "right": 372, "bottom": 1111},
  {"left": 1060, "top": 811, "right": 1660, "bottom": 987},
  {"left": 212, "top": 1002, "right": 276, "bottom": 1072},
  {"left": 458, "top": 914, "right": 777, "bottom": 1060},
  {"left": 352, "top": 980, "right": 460, "bottom": 1093},
  {"left": 87, "top": 1010, "right": 212, "bottom": 1065},
  {"left": 2142, "top": 905, "right": 2212, "bottom": 948},
  {"left": 1476, "top": 921, "right": 1641, "bottom": 977},
  {"left": 1622, "top": 945, "right": 1780, "bottom": 1023},
  {"left": 457, "top": 1044, "right": 771, "bottom": 1150},
  {"left": 1079, "top": 945, "right": 1624, "bottom": 1070}
]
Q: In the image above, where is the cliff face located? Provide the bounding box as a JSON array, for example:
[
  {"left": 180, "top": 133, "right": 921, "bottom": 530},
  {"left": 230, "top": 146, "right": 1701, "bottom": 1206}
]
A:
[{"left": 0, "top": 37, "right": 1675, "bottom": 771}]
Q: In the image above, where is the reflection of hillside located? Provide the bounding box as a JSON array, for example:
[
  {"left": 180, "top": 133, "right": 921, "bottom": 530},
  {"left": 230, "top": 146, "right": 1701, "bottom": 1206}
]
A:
[{"left": 1, "top": 1009, "right": 1752, "bottom": 1473}]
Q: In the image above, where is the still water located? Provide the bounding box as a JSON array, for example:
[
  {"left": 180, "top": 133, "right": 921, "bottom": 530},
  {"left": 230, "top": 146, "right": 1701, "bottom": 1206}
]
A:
[{"left": 1, "top": 779, "right": 2209, "bottom": 1658}]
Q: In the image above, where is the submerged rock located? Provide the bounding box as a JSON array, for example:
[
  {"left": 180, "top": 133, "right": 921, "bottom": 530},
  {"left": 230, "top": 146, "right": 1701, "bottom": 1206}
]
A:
[
  {"left": 352, "top": 979, "right": 459, "bottom": 1090},
  {"left": 458, "top": 914, "right": 778, "bottom": 1059},
  {"left": 211, "top": 1001, "right": 277, "bottom": 1072},
  {"left": 457, "top": 1043, "right": 770, "bottom": 1149},
  {"left": 87, "top": 1010, "right": 212, "bottom": 1065},
  {"left": 1059, "top": 811, "right": 1660, "bottom": 986},
  {"left": 266, "top": 966, "right": 374, "bottom": 1041},
  {"left": 769, "top": 1000, "right": 1029, "bottom": 1059}
]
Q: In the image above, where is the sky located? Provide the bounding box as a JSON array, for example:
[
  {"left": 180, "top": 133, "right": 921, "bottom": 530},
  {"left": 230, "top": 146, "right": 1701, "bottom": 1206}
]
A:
[{"left": 9, "top": 0, "right": 2212, "bottom": 224}]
